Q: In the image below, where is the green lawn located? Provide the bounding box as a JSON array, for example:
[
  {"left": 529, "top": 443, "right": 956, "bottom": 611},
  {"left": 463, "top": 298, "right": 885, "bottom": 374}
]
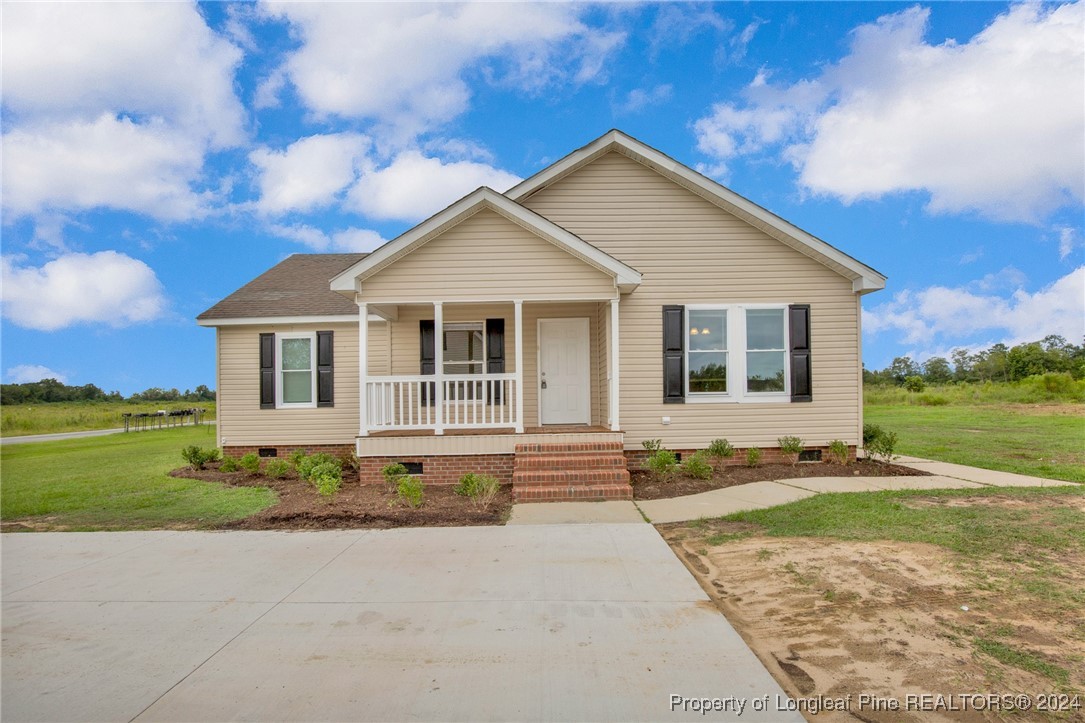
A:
[
  {"left": 865, "top": 403, "right": 1084, "bottom": 483},
  {"left": 1, "top": 426, "right": 274, "bottom": 530},
  {"left": 1, "top": 401, "right": 216, "bottom": 436}
]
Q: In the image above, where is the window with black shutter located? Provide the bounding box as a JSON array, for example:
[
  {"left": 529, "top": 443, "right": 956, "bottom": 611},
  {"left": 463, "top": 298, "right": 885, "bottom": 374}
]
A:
[
  {"left": 662, "top": 305, "right": 685, "bottom": 403},
  {"left": 316, "top": 330, "right": 334, "bottom": 407},
  {"left": 789, "top": 304, "right": 812, "bottom": 402},
  {"left": 259, "top": 333, "right": 275, "bottom": 409}
]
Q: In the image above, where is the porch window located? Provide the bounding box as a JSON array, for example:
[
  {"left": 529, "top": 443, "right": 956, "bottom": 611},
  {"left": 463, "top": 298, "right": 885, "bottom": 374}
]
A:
[
  {"left": 277, "top": 332, "right": 316, "bottom": 407},
  {"left": 443, "top": 323, "right": 484, "bottom": 374}
]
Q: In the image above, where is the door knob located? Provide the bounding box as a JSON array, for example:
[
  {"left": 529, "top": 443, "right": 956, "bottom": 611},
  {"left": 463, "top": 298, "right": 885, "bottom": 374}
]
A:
[{"left": 541, "top": 380, "right": 547, "bottom": 389}]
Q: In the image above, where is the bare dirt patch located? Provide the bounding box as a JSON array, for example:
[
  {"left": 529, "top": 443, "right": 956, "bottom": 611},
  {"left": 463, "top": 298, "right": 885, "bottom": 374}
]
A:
[
  {"left": 169, "top": 466, "right": 512, "bottom": 529},
  {"left": 660, "top": 510, "right": 1085, "bottom": 721},
  {"left": 632, "top": 460, "right": 925, "bottom": 500}
]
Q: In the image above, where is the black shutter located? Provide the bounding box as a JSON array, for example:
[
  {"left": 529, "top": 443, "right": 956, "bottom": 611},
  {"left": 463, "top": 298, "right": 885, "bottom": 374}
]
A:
[
  {"left": 420, "top": 320, "right": 435, "bottom": 405},
  {"left": 486, "top": 318, "right": 505, "bottom": 404},
  {"left": 662, "top": 305, "right": 685, "bottom": 403},
  {"left": 316, "top": 331, "right": 334, "bottom": 407},
  {"left": 789, "top": 304, "right": 812, "bottom": 402},
  {"left": 259, "top": 333, "right": 275, "bottom": 409}
]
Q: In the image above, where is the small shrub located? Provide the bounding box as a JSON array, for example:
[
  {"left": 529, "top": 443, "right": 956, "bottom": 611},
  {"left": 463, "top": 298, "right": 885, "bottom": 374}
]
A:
[
  {"left": 264, "top": 459, "right": 290, "bottom": 479},
  {"left": 706, "top": 438, "right": 734, "bottom": 469},
  {"left": 745, "top": 446, "right": 762, "bottom": 467},
  {"left": 288, "top": 448, "right": 307, "bottom": 468},
  {"left": 681, "top": 450, "right": 713, "bottom": 480},
  {"left": 916, "top": 393, "right": 949, "bottom": 406},
  {"left": 826, "top": 440, "right": 849, "bottom": 466},
  {"left": 239, "top": 452, "right": 261, "bottom": 474},
  {"left": 310, "top": 462, "right": 342, "bottom": 496},
  {"left": 778, "top": 436, "right": 805, "bottom": 465},
  {"left": 340, "top": 451, "right": 361, "bottom": 474},
  {"left": 903, "top": 375, "right": 926, "bottom": 392},
  {"left": 645, "top": 449, "right": 679, "bottom": 481},
  {"left": 381, "top": 462, "right": 409, "bottom": 490},
  {"left": 297, "top": 453, "right": 341, "bottom": 481},
  {"left": 396, "top": 475, "right": 425, "bottom": 509},
  {"left": 866, "top": 430, "right": 898, "bottom": 464},
  {"left": 641, "top": 439, "right": 663, "bottom": 453},
  {"left": 862, "top": 423, "right": 884, "bottom": 446},
  {"left": 219, "top": 456, "right": 240, "bottom": 473},
  {"left": 181, "top": 445, "right": 219, "bottom": 470},
  {"left": 455, "top": 473, "right": 500, "bottom": 509}
]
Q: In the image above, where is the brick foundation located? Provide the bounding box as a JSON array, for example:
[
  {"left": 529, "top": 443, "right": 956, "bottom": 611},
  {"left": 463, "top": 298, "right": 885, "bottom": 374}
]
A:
[
  {"left": 357, "top": 454, "right": 515, "bottom": 486},
  {"left": 223, "top": 444, "right": 354, "bottom": 459}
]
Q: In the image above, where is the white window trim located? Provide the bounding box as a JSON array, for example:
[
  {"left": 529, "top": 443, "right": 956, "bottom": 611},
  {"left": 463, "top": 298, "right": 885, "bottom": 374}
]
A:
[
  {"left": 684, "top": 304, "right": 791, "bottom": 404},
  {"left": 442, "top": 321, "right": 486, "bottom": 375},
  {"left": 275, "top": 331, "right": 317, "bottom": 409}
]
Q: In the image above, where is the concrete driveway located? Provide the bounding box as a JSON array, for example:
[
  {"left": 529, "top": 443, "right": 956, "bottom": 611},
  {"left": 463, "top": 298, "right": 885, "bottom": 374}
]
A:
[{"left": 2, "top": 526, "right": 799, "bottom": 722}]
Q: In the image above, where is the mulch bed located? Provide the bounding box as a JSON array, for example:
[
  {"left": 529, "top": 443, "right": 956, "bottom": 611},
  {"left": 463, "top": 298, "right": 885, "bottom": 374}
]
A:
[
  {"left": 631, "top": 459, "right": 927, "bottom": 500},
  {"left": 169, "top": 466, "right": 512, "bottom": 529}
]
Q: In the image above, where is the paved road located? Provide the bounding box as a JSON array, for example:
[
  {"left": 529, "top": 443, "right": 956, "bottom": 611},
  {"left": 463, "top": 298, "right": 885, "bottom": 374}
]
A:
[
  {"left": 2, "top": 526, "right": 800, "bottom": 722},
  {"left": 1, "top": 422, "right": 215, "bottom": 446}
]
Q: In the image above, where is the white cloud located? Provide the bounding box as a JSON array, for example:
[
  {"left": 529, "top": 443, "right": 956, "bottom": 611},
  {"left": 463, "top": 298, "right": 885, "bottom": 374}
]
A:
[
  {"left": 5, "top": 365, "right": 68, "bottom": 384},
  {"left": 267, "top": 224, "right": 386, "bottom": 253},
  {"left": 1057, "top": 226, "right": 1079, "bottom": 261},
  {"left": 616, "top": 84, "right": 673, "bottom": 114},
  {"left": 694, "top": 3, "right": 1085, "bottom": 222},
  {"left": 1, "top": 2, "right": 245, "bottom": 221},
  {"left": 1, "top": 252, "right": 168, "bottom": 331},
  {"left": 346, "top": 151, "right": 521, "bottom": 223},
  {"left": 250, "top": 133, "right": 371, "bottom": 215},
  {"left": 260, "top": 2, "right": 623, "bottom": 134},
  {"left": 2, "top": 115, "right": 208, "bottom": 221},
  {"left": 863, "top": 267, "right": 1085, "bottom": 349}
]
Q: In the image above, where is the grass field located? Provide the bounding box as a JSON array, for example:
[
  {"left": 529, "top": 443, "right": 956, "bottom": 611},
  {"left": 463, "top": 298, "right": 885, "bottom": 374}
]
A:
[
  {"left": 865, "top": 402, "right": 1084, "bottom": 483},
  {"left": 1, "top": 426, "right": 274, "bottom": 531},
  {"left": 1, "top": 401, "right": 216, "bottom": 436}
]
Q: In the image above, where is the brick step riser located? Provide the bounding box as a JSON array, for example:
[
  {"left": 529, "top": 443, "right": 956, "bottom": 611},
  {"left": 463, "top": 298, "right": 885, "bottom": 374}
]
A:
[
  {"left": 514, "top": 485, "right": 633, "bottom": 502},
  {"left": 514, "top": 442, "right": 625, "bottom": 455},
  {"left": 513, "top": 470, "right": 631, "bottom": 485},
  {"left": 514, "top": 455, "right": 628, "bottom": 470}
]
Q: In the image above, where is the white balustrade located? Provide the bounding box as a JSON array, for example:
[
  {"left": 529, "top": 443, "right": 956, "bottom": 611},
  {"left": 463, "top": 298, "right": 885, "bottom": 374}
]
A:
[{"left": 365, "top": 373, "right": 519, "bottom": 431}]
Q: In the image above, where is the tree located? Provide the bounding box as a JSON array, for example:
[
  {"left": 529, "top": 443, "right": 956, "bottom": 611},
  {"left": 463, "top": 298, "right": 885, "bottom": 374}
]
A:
[
  {"left": 950, "top": 348, "right": 975, "bottom": 382},
  {"left": 888, "top": 357, "right": 920, "bottom": 385},
  {"left": 922, "top": 356, "right": 953, "bottom": 384}
]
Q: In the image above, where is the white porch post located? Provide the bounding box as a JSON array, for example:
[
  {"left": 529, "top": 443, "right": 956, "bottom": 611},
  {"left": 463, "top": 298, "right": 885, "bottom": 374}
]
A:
[
  {"left": 514, "top": 300, "right": 524, "bottom": 433},
  {"left": 434, "top": 302, "right": 444, "bottom": 435},
  {"left": 357, "top": 298, "right": 368, "bottom": 436},
  {"left": 609, "top": 298, "right": 620, "bottom": 432}
]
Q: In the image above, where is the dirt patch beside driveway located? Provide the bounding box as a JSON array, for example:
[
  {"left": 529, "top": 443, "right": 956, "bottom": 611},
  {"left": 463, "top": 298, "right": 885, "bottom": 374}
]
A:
[{"left": 659, "top": 511, "right": 1085, "bottom": 722}]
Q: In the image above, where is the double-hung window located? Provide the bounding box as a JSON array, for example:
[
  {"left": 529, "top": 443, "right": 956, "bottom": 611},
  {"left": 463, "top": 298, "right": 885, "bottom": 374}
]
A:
[
  {"left": 443, "top": 322, "right": 485, "bottom": 400},
  {"left": 684, "top": 305, "right": 790, "bottom": 402},
  {"left": 277, "top": 332, "right": 317, "bottom": 408}
]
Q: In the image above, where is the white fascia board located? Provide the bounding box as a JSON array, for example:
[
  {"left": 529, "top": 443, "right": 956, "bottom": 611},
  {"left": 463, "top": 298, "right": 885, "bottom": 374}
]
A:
[
  {"left": 197, "top": 314, "right": 383, "bottom": 327},
  {"left": 508, "top": 129, "right": 886, "bottom": 294},
  {"left": 329, "top": 186, "right": 641, "bottom": 293}
]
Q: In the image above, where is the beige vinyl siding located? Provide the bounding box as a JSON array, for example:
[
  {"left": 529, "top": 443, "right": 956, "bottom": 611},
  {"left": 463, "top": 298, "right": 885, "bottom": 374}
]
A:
[
  {"left": 218, "top": 321, "right": 388, "bottom": 447},
  {"left": 382, "top": 301, "right": 606, "bottom": 427},
  {"left": 358, "top": 208, "right": 615, "bottom": 303},
  {"left": 522, "top": 151, "right": 861, "bottom": 448}
]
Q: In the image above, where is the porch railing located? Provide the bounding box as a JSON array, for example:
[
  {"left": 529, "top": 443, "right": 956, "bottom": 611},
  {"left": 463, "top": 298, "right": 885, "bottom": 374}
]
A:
[{"left": 365, "top": 373, "right": 519, "bottom": 432}]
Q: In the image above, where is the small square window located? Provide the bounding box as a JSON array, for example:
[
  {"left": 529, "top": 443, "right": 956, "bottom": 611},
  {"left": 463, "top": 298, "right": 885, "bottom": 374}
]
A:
[
  {"left": 258, "top": 448, "right": 277, "bottom": 458},
  {"left": 399, "top": 461, "right": 424, "bottom": 475}
]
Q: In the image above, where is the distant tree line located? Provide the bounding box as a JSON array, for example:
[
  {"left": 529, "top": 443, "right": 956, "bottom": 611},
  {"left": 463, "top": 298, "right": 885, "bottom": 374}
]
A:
[
  {"left": 0, "top": 379, "right": 215, "bottom": 406},
  {"left": 864, "top": 335, "right": 1085, "bottom": 386}
]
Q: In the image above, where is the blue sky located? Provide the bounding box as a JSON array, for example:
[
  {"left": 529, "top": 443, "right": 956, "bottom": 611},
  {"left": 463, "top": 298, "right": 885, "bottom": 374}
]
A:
[{"left": 2, "top": 1, "right": 1082, "bottom": 395}]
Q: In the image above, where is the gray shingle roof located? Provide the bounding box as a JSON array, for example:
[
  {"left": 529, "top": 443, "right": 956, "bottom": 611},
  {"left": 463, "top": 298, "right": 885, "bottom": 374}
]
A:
[{"left": 197, "top": 253, "right": 366, "bottom": 320}]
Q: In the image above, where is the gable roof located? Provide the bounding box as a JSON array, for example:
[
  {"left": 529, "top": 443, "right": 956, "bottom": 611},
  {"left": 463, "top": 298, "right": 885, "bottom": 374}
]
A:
[
  {"left": 198, "top": 253, "right": 366, "bottom": 323},
  {"left": 506, "top": 129, "right": 886, "bottom": 294},
  {"left": 329, "top": 187, "right": 642, "bottom": 294}
]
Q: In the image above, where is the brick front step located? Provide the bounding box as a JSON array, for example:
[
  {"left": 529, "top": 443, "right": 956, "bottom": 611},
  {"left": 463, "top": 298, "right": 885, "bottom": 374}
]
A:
[
  {"left": 512, "top": 442, "right": 633, "bottom": 502},
  {"left": 513, "top": 484, "right": 634, "bottom": 502},
  {"left": 514, "top": 453, "right": 628, "bottom": 470},
  {"left": 514, "top": 441, "right": 624, "bottom": 454},
  {"left": 513, "top": 469, "right": 631, "bottom": 486}
]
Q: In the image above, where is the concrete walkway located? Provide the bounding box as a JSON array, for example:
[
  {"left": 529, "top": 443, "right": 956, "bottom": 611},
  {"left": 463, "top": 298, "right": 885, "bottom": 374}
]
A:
[
  {"left": 2, "top": 527, "right": 799, "bottom": 722},
  {"left": 511, "top": 457, "right": 1075, "bottom": 526},
  {"left": 0, "top": 427, "right": 127, "bottom": 445}
]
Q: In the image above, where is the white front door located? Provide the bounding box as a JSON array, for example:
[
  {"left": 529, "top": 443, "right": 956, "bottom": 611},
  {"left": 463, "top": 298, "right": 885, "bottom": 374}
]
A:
[{"left": 538, "top": 318, "right": 591, "bottom": 425}]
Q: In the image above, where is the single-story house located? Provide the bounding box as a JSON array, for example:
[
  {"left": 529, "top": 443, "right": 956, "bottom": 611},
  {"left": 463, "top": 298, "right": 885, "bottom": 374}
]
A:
[{"left": 198, "top": 129, "right": 885, "bottom": 501}]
